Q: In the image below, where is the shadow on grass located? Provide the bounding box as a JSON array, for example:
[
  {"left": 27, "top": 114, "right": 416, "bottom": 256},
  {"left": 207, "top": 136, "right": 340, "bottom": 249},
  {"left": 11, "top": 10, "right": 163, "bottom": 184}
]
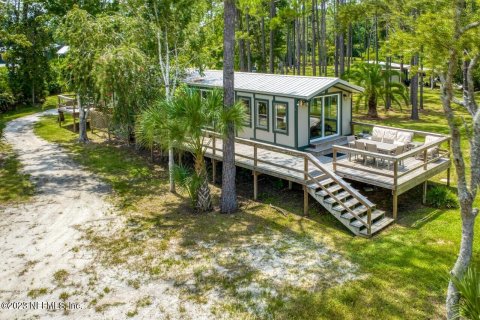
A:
[{"left": 35, "top": 113, "right": 459, "bottom": 318}]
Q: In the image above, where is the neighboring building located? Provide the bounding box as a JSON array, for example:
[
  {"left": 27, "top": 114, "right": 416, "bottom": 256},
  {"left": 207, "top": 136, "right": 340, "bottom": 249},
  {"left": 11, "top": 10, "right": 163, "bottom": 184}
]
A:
[{"left": 185, "top": 70, "right": 364, "bottom": 150}]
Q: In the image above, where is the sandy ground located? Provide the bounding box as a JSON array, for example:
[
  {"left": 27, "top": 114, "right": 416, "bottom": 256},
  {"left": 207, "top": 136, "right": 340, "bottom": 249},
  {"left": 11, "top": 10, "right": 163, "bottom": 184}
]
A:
[{"left": 0, "top": 111, "right": 361, "bottom": 319}]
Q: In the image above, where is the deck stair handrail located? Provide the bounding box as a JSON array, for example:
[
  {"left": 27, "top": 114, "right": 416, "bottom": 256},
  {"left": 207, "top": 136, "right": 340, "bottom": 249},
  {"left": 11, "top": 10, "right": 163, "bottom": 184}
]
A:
[
  {"left": 305, "top": 154, "right": 375, "bottom": 233},
  {"left": 202, "top": 130, "right": 377, "bottom": 235}
]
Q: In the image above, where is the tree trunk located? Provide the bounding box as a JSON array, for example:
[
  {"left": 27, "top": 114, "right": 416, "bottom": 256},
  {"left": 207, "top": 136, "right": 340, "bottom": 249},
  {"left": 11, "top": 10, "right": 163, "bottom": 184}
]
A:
[
  {"left": 295, "top": 17, "right": 301, "bottom": 75},
  {"left": 410, "top": 54, "right": 419, "bottom": 120},
  {"left": 347, "top": 23, "right": 352, "bottom": 73},
  {"left": 246, "top": 12, "right": 252, "bottom": 72},
  {"left": 368, "top": 93, "right": 378, "bottom": 118},
  {"left": 311, "top": 0, "right": 317, "bottom": 76},
  {"left": 443, "top": 41, "right": 480, "bottom": 318},
  {"left": 320, "top": 0, "right": 327, "bottom": 75},
  {"left": 221, "top": 0, "right": 237, "bottom": 213},
  {"left": 237, "top": 9, "right": 246, "bottom": 72},
  {"left": 77, "top": 95, "right": 89, "bottom": 143},
  {"left": 168, "top": 147, "right": 175, "bottom": 193},
  {"left": 269, "top": 0, "right": 276, "bottom": 73},
  {"left": 195, "top": 156, "right": 212, "bottom": 212},
  {"left": 386, "top": 56, "right": 392, "bottom": 110},
  {"left": 261, "top": 17, "right": 266, "bottom": 72},
  {"left": 302, "top": 0, "right": 306, "bottom": 75}
]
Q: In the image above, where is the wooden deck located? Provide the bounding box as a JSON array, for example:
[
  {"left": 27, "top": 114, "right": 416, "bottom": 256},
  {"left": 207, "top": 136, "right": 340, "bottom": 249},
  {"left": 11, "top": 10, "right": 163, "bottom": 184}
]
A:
[{"left": 199, "top": 128, "right": 451, "bottom": 236}]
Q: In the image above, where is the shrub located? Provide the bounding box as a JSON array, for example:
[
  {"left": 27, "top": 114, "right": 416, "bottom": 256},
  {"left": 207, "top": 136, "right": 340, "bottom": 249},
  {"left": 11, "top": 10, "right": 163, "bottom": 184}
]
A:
[
  {"left": 0, "top": 68, "right": 14, "bottom": 113},
  {"left": 426, "top": 185, "right": 459, "bottom": 209},
  {"left": 172, "top": 164, "right": 202, "bottom": 209},
  {"left": 451, "top": 265, "right": 480, "bottom": 320}
]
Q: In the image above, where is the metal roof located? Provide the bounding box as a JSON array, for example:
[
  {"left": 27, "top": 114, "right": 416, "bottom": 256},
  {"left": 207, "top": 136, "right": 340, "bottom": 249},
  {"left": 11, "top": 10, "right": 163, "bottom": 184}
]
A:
[{"left": 185, "top": 70, "right": 364, "bottom": 100}]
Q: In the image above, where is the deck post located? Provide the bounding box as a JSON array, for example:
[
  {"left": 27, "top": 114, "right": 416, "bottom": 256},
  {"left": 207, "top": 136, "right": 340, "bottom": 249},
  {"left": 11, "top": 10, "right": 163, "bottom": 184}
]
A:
[
  {"left": 447, "top": 167, "right": 451, "bottom": 187},
  {"left": 423, "top": 149, "right": 428, "bottom": 170},
  {"left": 253, "top": 145, "right": 258, "bottom": 200},
  {"left": 303, "top": 186, "right": 309, "bottom": 216},
  {"left": 212, "top": 159, "right": 216, "bottom": 184},
  {"left": 288, "top": 181, "right": 293, "bottom": 190},
  {"left": 422, "top": 181, "right": 427, "bottom": 204},
  {"left": 212, "top": 135, "right": 216, "bottom": 156},
  {"left": 392, "top": 190, "right": 398, "bottom": 220},
  {"left": 253, "top": 172, "right": 259, "bottom": 200},
  {"left": 333, "top": 147, "right": 337, "bottom": 171},
  {"left": 303, "top": 156, "right": 309, "bottom": 216}
]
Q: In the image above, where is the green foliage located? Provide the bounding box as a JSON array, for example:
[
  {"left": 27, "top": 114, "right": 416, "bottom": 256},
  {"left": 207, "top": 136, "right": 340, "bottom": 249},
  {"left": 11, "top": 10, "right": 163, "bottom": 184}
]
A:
[
  {"left": 451, "top": 265, "right": 480, "bottom": 320},
  {"left": 426, "top": 186, "right": 459, "bottom": 209},
  {"left": 172, "top": 164, "right": 202, "bottom": 208},
  {"left": 345, "top": 63, "right": 409, "bottom": 113},
  {"left": 2, "top": 1, "right": 52, "bottom": 105},
  {"left": 0, "top": 68, "right": 14, "bottom": 112},
  {"left": 94, "top": 44, "right": 153, "bottom": 139}
]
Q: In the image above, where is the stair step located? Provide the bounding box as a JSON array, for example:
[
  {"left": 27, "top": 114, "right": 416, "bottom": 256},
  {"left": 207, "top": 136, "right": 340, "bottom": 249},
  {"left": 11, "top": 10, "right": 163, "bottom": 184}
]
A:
[
  {"left": 359, "top": 217, "right": 395, "bottom": 236},
  {"left": 316, "top": 184, "right": 342, "bottom": 197},
  {"left": 332, "top": 198, "right": 360, "bottom": 212},
  {"left": 324, "top": 191, "right": 351, "bottom": 204},
  {"left": 341, "top": 206, "right": 368, "bottom": 219},
  {"left": 306, "top": 175, "right": 330, "bottom": 189},
  {"left": 349, "top": 210, "right": 385, "bottom": 228}
]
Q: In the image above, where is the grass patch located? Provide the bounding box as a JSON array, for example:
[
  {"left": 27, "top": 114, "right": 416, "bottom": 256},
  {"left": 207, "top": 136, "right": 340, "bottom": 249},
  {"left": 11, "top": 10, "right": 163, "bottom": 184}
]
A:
[
  {"left": 0, "top": 144, "right": 34, "bottom": 204},
  {"left": 31, "top": 89, "right": 480, "bottom": 319},
  {"left": 53, "top": 269, "right": 69, "bottom": 285},
  {"left": 27, "top": 288, "right": 48, "bottom": 298},
  {"left": 0, "top": 96, "right": 58, "bottom": 204}
]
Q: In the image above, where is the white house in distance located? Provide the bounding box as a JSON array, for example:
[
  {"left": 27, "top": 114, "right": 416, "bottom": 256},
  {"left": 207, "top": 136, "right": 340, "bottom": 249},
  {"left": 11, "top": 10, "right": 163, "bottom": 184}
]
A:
[{"left": 185, "top": 70, "right": 364, "bottom": 150}]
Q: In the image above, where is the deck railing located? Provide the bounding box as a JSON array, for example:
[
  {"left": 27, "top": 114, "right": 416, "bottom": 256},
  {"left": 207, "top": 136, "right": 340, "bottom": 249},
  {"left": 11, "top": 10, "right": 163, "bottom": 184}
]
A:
[
  {"left": 202, "top": 130, "right": 376, "bottom": 235},
  {"left": 333, "top": 121, "right": 451, "bottom": 190}
]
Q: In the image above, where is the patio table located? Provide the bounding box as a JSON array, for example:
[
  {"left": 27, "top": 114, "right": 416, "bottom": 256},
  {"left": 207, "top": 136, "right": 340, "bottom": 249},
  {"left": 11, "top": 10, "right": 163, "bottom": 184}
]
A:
[{"left": 357, "top": 138, "right": 397, "bottom": 154}]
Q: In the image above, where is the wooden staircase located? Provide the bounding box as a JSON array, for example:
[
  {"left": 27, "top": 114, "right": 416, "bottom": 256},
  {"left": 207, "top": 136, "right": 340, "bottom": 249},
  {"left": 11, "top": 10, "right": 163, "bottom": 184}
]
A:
[{"left": 305, "top": 154, "right": 394, "bottom": 237}]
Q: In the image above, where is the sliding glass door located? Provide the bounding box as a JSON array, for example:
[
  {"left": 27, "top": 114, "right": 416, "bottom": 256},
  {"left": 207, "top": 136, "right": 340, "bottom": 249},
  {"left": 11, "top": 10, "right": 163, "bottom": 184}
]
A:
[{"left": 309, "top": 94, "right": 340, "bottom": 142}]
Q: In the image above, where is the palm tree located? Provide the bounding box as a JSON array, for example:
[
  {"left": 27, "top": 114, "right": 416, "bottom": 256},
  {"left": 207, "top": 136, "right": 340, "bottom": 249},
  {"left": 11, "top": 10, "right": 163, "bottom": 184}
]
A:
[
  {"left": 136, "top": 87, "right": 244, "bottom": 212},
  {"left": 221, "top": 0, "right": 238, "bottom": 213},
  {"left": 346, "top": 63, "right": 409, "bottom": 118}
]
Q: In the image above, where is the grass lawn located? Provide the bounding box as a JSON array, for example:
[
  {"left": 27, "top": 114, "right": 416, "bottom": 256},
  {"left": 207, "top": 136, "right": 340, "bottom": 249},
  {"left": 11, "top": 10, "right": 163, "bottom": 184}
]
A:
[
  {"left": 0, "top": 96, "right": 57, "bottom": 204},
  {"left": 31, "top": 89, "right": 480, "bottom": 319}
]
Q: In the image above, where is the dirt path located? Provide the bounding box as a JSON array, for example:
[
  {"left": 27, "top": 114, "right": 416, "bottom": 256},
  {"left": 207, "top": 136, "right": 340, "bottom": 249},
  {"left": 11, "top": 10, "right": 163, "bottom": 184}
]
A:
[
  {"left": 0, "top": 111, "right": 361, "bottom": 319},
  {"left": 0, "top": 110, "right": 118, "bottom": 318}
]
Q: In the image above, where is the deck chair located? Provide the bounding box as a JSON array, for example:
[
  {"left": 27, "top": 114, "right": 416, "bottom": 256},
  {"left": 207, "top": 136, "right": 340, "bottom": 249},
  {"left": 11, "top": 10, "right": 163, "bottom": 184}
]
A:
[
  {"left": 388, "top": 145, "right": 405, "bottom": 170},
  {"left": 423, "top": 135, "right": 440, "bottom": 159},
  {"left": 347, "top": 136, "right": 356, "bottom": 161},
  {"left": 365, "top": 143, "right": 379, "bottom": 167},
  {"left": 354, "top": 140, "right": 366, "bottom": 162}
]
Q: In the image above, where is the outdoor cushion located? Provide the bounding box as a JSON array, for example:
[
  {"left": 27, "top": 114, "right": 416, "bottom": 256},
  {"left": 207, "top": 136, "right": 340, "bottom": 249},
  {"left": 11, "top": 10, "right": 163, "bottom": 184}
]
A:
[
  {"left": 383, "top": 129, "right": 398, "bottom": 141},
  {"left": 396, "top": 131, "right": 414, "bottom": 143},
  {"left": 372, "top": 127, "right": 385, "bottom": 140}
]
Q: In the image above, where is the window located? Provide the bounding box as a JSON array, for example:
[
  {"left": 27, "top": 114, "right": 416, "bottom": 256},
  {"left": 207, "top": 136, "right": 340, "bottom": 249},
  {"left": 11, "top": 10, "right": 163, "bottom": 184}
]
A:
[
  {"left": 239, "top": 97, "right": 251, "bottom": 127},
  {"left": 274, "top": 102, "right": 288, "bottom": 133},
  {"left": 256, "top": 100, "right": 269, "bottom": 130}
]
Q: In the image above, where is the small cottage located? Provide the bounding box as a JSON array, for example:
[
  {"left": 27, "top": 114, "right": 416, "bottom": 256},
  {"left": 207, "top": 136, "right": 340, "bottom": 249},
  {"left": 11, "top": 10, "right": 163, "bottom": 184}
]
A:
[{"left": 185, "top": 70, "right": 364, "bottom": 150}]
